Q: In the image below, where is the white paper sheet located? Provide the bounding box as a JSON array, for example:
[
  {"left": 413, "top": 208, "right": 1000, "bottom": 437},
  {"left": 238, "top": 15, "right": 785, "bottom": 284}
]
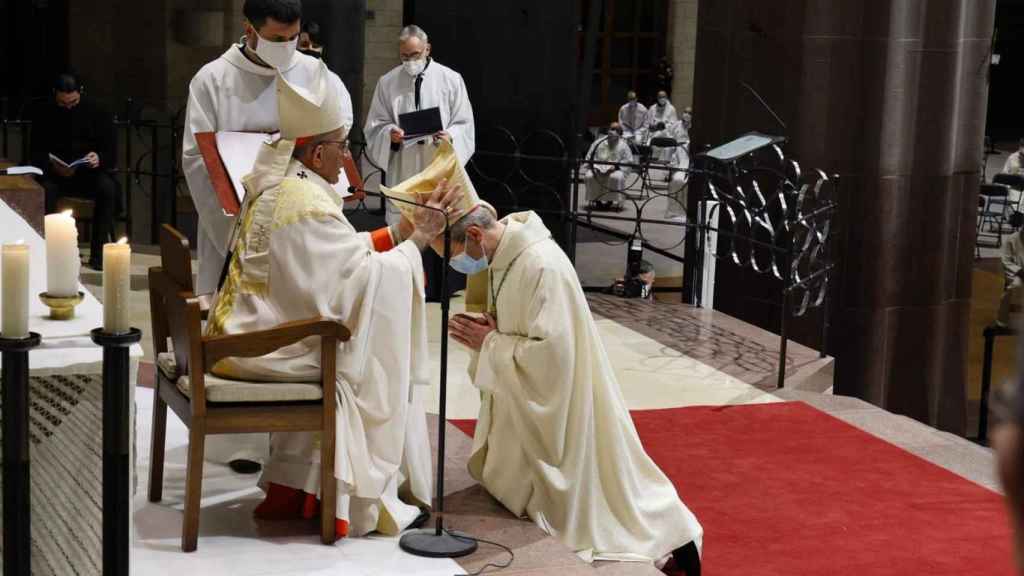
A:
[
  {"left": 49, "top": 153, "right": 90, "bottom": 169},
  {"left": 214, "top": 131, "right": 352, "bottom": 205},
  {"left": 2, "top": 166, "right": 43, "bottom": 176}
]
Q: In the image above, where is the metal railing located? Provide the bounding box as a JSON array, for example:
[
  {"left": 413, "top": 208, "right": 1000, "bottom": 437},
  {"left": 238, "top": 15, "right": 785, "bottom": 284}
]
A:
[
  {"left": 1, "top": 97, "right": 186, "bottom": 243},
  {"left": 342, "top": 125, "right": 839, "bottom": 388}
]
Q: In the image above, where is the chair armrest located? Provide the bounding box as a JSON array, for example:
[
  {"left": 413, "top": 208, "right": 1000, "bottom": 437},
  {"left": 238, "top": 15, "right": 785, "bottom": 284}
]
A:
[
  {"left": 196, "top": 293, "right": 213, "bottom": 320},
  {"left": 196, "top": 293, "right": 213, "bottom": 310},
  {"left": 202, "top": 317, "right": 351, "bottom": 369}
]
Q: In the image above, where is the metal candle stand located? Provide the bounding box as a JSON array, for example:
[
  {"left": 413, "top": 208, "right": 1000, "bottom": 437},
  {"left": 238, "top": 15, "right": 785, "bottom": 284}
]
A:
[
  {"left": 1, "top": 332, "right": 41, "bottom": 576},
  {"left": 90, "top": 327, "right": 142, "bottom": 576}
]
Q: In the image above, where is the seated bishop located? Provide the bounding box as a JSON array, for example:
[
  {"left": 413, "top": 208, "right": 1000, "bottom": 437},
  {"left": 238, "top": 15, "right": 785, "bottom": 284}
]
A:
[{"left": 205, "top": 60, "right": 462, "bottom": 538}]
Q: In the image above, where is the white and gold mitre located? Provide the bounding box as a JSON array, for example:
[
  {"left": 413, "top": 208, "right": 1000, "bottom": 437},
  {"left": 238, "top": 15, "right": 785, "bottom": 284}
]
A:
[
  {"left": 381, "top": 139, "right": 494, "bottom": 224},
  {"left": 276, "top": 62, "right": 344, "bottom": 140}
]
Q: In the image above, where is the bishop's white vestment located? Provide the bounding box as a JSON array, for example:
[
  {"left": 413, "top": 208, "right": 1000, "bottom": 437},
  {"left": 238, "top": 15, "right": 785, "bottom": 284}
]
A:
[
  {"left": 465, "top": 211, "right": 703, "bottom": 563},
  {"left": 364, "top": 59, "right": 474, "bottom": 224},
  {"left": 206, "top": 140, "right": 432, "bottom": 536}
]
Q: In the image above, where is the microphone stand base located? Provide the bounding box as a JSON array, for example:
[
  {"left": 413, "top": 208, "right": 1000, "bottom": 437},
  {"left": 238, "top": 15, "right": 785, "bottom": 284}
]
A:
[{"left": 399, "top": 528, "right": 478, "bottom": 558}]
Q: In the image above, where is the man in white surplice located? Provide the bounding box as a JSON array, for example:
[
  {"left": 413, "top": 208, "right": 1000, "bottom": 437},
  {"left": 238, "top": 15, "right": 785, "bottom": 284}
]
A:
[
  {"left": 645, "top": 90, "right": 679, "bottom": 164},
  {"left": 182, "top": 0, "right": 353, "bottom": 469},
  {"left": 583, "top": 122, "right": 634, "bottom": 210},
  {"left": 364, "top": 24, "right": 475, "bottom": 226},
  {"left": 618, "top": 90, "right": 648, "bottom": 144},
  {"left": 447, "top": 208, "right": 703, "bottom": 574},
  {"left": 206, "top": 61, "right": 457, "bottom": 537}
]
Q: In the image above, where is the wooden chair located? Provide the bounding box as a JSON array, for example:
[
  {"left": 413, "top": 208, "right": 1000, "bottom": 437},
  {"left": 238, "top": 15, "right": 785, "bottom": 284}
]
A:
[{"left": 148, "top": 224, "right": 348, "bottom": 551}]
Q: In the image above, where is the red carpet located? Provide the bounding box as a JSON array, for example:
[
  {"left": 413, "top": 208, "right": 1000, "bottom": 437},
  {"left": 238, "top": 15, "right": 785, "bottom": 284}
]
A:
[{"left": 451, "top": 402, "right": 1017, "bottom": 575}]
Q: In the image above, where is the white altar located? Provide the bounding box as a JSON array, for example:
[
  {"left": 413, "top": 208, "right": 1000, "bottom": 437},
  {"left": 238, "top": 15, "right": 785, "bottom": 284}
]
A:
[{"left": 0, "top": 198, "right": 143, "bottom": 574}]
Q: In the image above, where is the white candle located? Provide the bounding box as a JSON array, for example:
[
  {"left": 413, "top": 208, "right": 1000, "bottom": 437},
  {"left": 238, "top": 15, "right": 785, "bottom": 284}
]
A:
[
  {"left": 45, "top": 210, "right": 81, "bottom": 297},
  {"left": 2, "top": 241, "right": 30, "bottom": 338},
  {"left": 103, "top": 238, "right": 131, "bottom": 334}
]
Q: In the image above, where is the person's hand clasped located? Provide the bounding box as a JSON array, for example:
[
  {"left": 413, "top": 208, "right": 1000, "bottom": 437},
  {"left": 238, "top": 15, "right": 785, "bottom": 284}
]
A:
[
  {"left": 408, "top": 178, "right": 462, "bottom": 250},
  {"left": 450, "top": 313, "right": 496, "bottom": 351},
  {"left": 433, "top": 131, "right": 451, "bottom": 144},
  {"left": 390, "top": 127, "right": 405, "bottom": 144},
  {"left": 85, "top": 151, "right": 100, "bottom": 169}
]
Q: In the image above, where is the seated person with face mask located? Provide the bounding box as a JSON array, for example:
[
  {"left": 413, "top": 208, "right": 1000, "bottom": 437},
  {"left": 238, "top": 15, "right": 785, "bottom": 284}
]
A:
[
  {"left": 582, "top": 122, "right": 634, "bottom": 211},
  {"left": 618, "top": 90, "right": 648, "bottom": 143},
  {"left": 645, "top": 91, "right": 679, "bottom": 164},
  {"left": 447, "top": 206, "right": 703, "bottom": 575}
]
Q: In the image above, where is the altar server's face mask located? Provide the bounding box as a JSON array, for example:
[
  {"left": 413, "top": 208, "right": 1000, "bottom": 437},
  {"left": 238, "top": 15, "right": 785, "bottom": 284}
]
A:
[
  {"left": 247, "top": 19, "right": 300, "bottom": 69},
  {"left": 403, "top": 59, "right": 426, "bottom": 77},
  {"left": 400, "top": 38, "right": 430, "bottom": 76},
  {"left": 451, "top": 231, "right": 489, "bottom": 275}
]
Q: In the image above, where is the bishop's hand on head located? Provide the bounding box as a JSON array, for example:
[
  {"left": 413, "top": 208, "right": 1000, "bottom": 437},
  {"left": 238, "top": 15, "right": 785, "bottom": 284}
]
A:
[{"left": 408, "top": 178, "right": 462, "bottom": 250}]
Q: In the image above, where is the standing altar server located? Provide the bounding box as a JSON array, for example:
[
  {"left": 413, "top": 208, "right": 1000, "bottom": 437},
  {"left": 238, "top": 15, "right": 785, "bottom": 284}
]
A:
[{"left": 364, "top": 24, "right": 475, "bottom": 225}]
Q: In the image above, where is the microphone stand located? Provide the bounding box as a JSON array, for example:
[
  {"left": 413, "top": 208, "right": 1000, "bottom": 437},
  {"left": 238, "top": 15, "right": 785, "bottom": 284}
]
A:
[{"left": 351, "top": 187, "right": 478, "bottom": 558}]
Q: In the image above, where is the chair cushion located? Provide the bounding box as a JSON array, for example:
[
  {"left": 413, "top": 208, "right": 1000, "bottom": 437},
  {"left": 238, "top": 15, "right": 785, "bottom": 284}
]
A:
[{"left": 157, "top": 353, "right": 322, "bottom": 403}]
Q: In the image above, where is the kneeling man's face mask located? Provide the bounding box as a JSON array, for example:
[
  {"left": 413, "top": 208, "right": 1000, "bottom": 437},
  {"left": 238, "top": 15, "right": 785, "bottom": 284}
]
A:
[{"left": 450, "top": 233, "right": 488, "bottom": 275}]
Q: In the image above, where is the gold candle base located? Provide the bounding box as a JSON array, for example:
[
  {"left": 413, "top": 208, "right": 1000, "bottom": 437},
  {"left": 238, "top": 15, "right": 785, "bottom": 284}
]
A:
[{"left": 39, "top": 292, "right": 85, "bottom": 320}]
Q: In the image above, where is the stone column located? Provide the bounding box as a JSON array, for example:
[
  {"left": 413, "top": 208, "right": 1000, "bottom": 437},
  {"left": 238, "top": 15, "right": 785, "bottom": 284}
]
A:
[
  {"left": 363, "top": 0, "right": 404, "bottom": 126},
  {"left": 669, "top": 0, "right": 699, "bottom": 107},
  {"left": 692, "top": 0, "right": 995, "bottom": 434}
]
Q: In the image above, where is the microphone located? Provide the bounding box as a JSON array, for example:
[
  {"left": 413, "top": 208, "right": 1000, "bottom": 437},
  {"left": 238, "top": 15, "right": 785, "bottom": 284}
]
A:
[
  {"left": 740, "top": 81, "right": 787, "bottom": 132},
  {"left": 347, "top": 186, "right": 449, "bottom": 219}
]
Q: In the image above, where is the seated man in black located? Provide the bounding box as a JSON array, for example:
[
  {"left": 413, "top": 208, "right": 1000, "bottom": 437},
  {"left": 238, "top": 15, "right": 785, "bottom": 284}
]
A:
[{"left": 30, "top": 72, "right": 118, "bottom": 270}]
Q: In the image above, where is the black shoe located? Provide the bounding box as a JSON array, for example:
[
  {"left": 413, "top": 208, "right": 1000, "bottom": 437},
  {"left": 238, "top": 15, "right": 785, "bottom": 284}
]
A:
[
  {"left": 667, "top": 541, "right": 701, "bottom": 576},
  {"left": 228, "top": 459, "right": 262, "bottom": 474}
]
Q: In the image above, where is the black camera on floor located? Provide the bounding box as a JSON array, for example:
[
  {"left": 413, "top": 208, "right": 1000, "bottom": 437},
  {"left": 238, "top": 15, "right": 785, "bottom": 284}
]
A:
[{"left": 607, "top": 240, "right": 654, "bottom": 299}]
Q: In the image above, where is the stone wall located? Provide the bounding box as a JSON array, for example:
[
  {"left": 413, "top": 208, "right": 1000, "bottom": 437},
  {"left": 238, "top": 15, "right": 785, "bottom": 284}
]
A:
[{"left": 362, "top": 0, "right": 403, "bottom": 127}]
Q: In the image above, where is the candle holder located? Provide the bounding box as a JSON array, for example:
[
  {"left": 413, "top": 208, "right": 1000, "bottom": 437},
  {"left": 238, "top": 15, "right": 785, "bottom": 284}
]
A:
[
  {"left": 1, "top": 332, "right": 41, "bottom": 576},
  {"left": 91, "top": 327, "right": 142, "bottom": 576},
  {"left": 39, "top": 291, "right": 85, "bottom": 320}
]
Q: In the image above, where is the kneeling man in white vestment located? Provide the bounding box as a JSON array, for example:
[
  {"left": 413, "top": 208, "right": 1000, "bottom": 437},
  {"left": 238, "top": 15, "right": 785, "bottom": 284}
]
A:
[
  {"left": 206, "top": 61, "right": 461, "bottom": 537},
  {"left": 449, "top": 207, "right": 703, "bottom": 574}
]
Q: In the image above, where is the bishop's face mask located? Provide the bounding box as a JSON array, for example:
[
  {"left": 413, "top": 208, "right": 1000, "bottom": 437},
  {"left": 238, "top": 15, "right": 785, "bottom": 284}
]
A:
[
  {"left": 254, "top": 34, "right": 298, "bottom": 69},
  {"left": 450, "top": 235, "right": 489, "bottom": 275}
]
